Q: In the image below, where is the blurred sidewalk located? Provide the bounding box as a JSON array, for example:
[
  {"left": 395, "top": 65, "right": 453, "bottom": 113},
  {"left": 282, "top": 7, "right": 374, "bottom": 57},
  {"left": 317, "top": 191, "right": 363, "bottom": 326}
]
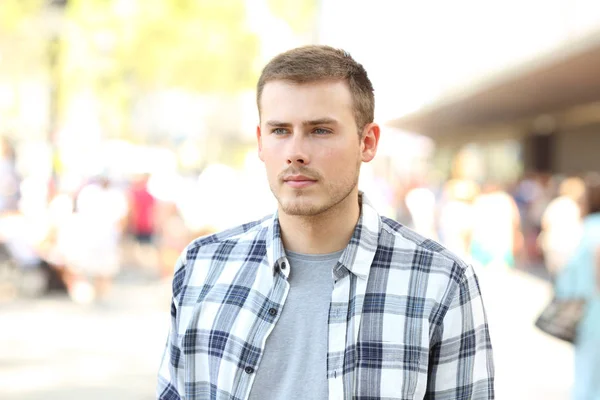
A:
[
  {"left": 477, "top": 265, "right": 574, "bottom": 400},
  {"left": 0, "top": 264, "right": 575, "bottom": 399},
  {"left": 0, "top": 266, "right": 171, "bottom": 400}
]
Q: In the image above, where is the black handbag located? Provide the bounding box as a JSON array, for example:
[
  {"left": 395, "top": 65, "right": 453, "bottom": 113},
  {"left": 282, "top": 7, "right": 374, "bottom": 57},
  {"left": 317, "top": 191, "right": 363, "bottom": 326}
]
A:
[{"left": 534, "top": 297, "right": 587, "bottom": 344}]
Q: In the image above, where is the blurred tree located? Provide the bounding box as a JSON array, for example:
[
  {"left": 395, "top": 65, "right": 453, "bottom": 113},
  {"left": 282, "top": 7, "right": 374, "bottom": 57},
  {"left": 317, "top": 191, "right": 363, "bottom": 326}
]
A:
[
  {"left": 128, "top": 0, "right": 260, "bottom": 92},
  {"left": 0, "top": 0, "right": 46, "bottom": 140},
  {"left": 64, "top": 0, "right": 260, "bottom": 93},
  {"left": 267, "top": 0, "right": 319, "bottom": 35},
  {"left": 57, "top": 0, "right": 261, "bottom": 141},
  {"left": 0, "top": 0, "right": 44, "bottom": 33}
]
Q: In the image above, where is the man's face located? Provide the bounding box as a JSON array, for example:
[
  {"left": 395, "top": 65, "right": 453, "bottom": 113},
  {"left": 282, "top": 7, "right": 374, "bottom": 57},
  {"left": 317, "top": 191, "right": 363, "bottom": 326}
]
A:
[{"left": 257, "top": 80, "right": 379, "bottom": 217}]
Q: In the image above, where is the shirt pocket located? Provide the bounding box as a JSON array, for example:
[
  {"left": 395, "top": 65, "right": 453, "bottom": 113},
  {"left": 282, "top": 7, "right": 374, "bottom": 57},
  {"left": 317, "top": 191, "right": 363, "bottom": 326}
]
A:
[
  {"left": 181, "top": 294, "right": 265, "bottom": 380},
  {"left": 181, "top": 298, "right": 254, "bottom": 356},
  {"left": 353, "top": 341, "right": 426, "bottom": 399},
  {"left": 181, "top": 302, "right": 258, "bottom": 400}
]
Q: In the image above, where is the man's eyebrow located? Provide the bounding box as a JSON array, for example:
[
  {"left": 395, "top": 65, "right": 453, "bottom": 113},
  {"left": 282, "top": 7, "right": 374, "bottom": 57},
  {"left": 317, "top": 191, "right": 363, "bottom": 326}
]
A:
[
  {"left": 265, "top": 120, "right": 291, "bottom": 127},
  {"left": 302, "top": 118, "right": 338, "bottom": 126},
  {"left": 264, "top": 118, "right": 339, "bottom": 127}
]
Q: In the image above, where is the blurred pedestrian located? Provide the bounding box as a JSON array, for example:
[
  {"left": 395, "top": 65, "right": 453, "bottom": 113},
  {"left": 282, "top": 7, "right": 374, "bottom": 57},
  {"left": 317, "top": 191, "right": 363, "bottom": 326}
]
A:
[
  {"left": 128, "top": 173, "right": 156, "bottom": 244},
  {"left": 155, "top": 201, "right": 191, "bottom": 279},
  {"left": 393, "top": 183, "right": 414, "bottom": 228},
  {"left": 61, "top": 177, "right": 128, "bottom": 303},
  {"left": 40, "top": 191, "right": 77, "bottom": 293},
  {"left": 0, "top": 137, "right": 21, "bottom": 214},
  {"left": 437, "top": 179, "right": 479, "bottom": 260},
  {"left": 126, "top": 173, "right": 158, "bottom": 269},
  {"left": 470, "top": 182, "right": 522, "bottom": 269},
  {"left": 525, "top": 173, "right": 555, "bottom": 262},
  {"left": 555, "top": 173, "right": 600, "bottom": 399},
  {"left": 405, "top": 185, "right": 438, "bottom": 240},
  {"left": 539, "top": 176, "right": 586, "bottom": 277},
  {"left": 157, "top": 45, "right": 494, "bottom": 399}
]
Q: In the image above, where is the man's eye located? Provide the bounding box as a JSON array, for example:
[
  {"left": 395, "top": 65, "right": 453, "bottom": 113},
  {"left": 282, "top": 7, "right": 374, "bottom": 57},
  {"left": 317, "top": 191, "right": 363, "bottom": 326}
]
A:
[
  {"left": 313, "top": 128, "right": 331, "bottom": 135},
  {"left": 272, "top": 128, "right": 288, "bottom": 135}
]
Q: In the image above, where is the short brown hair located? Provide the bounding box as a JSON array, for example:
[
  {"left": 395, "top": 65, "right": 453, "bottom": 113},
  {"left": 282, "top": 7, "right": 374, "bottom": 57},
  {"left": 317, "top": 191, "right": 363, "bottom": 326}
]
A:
[{"left": 257, "top": 45, "right": 375, "bottom": 131}]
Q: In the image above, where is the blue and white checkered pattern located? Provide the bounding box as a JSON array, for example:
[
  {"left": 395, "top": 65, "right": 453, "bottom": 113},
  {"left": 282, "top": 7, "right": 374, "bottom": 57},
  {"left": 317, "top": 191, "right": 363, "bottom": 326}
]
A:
[{"left": 157, "top": 194, "right": 494, "bottom": 399}]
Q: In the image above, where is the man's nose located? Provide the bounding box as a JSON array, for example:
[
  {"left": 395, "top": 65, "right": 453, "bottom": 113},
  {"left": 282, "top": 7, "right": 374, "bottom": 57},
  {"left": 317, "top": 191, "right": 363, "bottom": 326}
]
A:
[{"left": 286, "top": 134, "right": 310, "bottom": 166}]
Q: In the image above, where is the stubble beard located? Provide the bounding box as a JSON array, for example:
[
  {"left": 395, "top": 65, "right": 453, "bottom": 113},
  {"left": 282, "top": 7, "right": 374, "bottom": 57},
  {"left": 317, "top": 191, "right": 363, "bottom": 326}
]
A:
[{"left": 272, "top": 165, "right": 361, "bottom": 218}]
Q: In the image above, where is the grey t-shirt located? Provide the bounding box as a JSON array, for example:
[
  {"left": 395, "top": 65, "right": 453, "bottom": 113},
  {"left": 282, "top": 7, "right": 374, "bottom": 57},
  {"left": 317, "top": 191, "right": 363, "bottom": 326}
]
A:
[{"left": 248, "top": 249, "right": 342, "bottom": 400}]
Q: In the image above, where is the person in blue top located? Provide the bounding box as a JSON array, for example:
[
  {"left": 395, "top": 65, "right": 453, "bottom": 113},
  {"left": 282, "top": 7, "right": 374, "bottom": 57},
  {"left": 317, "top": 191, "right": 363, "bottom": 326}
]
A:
[{"left": 555, "top": 173, "right": 600, "bottom": 400}]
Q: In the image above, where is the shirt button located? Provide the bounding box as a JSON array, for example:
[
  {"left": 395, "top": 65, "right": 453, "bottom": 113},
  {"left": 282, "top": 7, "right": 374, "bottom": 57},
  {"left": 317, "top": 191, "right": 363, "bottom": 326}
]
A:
[
  {"left": 245, "top": 366, "right": 255, "bottom": 374},
  {"left": 268, "top": 308, "right": 277, "bottom": 316},
  {"left": 281, "top": 262, "right": 287, "bottom": 270}
]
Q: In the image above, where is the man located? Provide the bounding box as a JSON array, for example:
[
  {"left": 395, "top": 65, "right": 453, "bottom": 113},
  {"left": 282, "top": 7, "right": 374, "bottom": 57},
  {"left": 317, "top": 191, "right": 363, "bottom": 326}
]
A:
[{"left": 157, "top": 45, "right": 494, "bottom": 400}]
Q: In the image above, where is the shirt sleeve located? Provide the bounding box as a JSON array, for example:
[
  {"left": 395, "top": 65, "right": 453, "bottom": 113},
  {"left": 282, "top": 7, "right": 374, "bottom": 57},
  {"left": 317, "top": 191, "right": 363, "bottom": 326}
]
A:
[
  {"left": 425, "top": 264, "right": 495, "bottom": 399},
  {"left": 157, "top": 254, "right": 188, "bottom": 400}
]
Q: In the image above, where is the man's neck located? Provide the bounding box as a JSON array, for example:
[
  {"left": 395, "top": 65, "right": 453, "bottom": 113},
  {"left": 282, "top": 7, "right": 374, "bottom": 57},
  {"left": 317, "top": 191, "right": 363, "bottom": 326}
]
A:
[{"left": 278, "top": 190, "right": 361, "bottom": 254}]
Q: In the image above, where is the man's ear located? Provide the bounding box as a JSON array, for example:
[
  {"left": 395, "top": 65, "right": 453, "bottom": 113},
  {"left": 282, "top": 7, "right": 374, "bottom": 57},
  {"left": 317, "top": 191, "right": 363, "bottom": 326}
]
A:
[
  {"left": 256, "top": 125, "right": 264, "bottom": 162},
  {"left": 361, "top": 123, "right": 380, "bottom": 163}
]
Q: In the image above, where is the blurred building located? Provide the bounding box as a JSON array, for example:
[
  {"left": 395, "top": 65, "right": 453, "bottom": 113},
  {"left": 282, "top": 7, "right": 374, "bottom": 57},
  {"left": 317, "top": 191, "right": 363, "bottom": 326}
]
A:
[
  {"left": 388, "top": 30, "right": 600, "bottom": 179},
  {"left": 383, "top": 2, "right": 600, "bottom": 180}
]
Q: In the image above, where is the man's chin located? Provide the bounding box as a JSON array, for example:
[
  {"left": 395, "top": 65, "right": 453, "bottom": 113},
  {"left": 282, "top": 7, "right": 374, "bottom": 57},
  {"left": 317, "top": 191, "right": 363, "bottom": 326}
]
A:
[{"left": 278, "top": 198, "right": 324, "bottom": 217}]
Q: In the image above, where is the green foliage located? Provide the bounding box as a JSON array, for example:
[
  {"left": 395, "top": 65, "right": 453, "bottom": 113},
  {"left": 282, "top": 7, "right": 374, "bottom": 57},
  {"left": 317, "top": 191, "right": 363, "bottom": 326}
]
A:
[
  {"left": 0, "top": 0, "right": 44, "bottom": 32},
  {"left": 64, "top": 0, "right": 260, "bottom": 93},
  {"left": 267, "top": 0, "right": 318, "bottom": 34}
]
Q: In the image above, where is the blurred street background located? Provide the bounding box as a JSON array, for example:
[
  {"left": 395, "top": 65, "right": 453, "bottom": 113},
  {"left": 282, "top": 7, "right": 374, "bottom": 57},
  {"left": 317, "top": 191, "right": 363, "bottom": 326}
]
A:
[{"left": 2, "top": 0, "right": 600, "bottom": 399}]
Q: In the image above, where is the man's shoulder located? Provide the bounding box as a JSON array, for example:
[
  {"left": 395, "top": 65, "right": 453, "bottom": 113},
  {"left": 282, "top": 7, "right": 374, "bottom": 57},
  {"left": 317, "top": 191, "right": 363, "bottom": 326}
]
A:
[
  {"left": 171, "top": 216, "right": 271, "bottom": 294},
  {"left": 184, "top": 215, "right": 272, "bottom": 256},
  {"left": 377, "top": 217, "right": 475, "bottom": 308},
  {"left": 379, "top": 216, "right": 470, "bottom": 271}
]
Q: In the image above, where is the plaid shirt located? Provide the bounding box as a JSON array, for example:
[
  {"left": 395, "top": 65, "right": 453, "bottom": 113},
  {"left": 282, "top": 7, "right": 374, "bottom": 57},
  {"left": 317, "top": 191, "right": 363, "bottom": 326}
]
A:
[{"left": 157, "top": 194, "right": 494, "bottom": 399}]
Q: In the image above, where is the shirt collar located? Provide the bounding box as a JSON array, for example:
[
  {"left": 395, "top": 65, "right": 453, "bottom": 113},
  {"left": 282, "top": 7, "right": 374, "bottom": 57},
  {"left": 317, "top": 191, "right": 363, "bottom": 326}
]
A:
[
  {"left": 266, "top": 212, "right": 287, "bottom": 274},
  {"left": 265, "top": 191, "right": 381, "bottom": 280}
]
